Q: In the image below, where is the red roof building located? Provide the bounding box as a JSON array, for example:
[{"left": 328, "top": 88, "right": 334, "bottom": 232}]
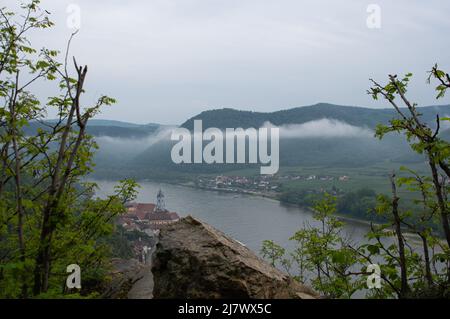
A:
[{"left": 125, "top": 201, "right": 180, "bottom": 229}]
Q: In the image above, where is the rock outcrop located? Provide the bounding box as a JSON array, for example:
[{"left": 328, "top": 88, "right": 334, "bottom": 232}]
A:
[
  {"left": 102, "top": 258, "right": 153, "bottom": 299},
  {"left": 152, "top": 216, "right": 317, "bottom": 299}
]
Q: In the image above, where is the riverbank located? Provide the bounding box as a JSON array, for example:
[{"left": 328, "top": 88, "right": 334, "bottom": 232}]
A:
[
  {"left": 141, "top": 178, "right": 376, "bottom": 227},
  {"left": 140, "top": 179, "right": 435, "bottom": 243},
  {"left": 91, "top": 177, "right": 431, "bottom": 245}
]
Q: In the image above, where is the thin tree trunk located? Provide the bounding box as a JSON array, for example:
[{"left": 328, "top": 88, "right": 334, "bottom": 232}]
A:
[
  {"left": 390, "top": 173, "right": 410, "bottom": 297},
  {"left": 33, "top": 98, "right": 88, "bottom": 294},
  {"left": 439, "top": 161, "right": 450, "bottom": 180},
  {"left": 33, "top": 104, "right": 76, "bottom": 295},
  {"left": 428, "top": 158, "right": 450, "bottom": 249},
  {"left": 9, "top": 74, "right": 27, "bottom": 297},
  {"left": 12, "top": 134, "right": 27, "bottom": 298},
  {"left": 419, "top": 234, "right": 433, "bottom": 287}
]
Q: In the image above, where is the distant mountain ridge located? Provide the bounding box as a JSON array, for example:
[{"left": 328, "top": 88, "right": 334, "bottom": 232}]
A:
[
  {"left": 181, "top": 103, "right": 450, "bottom": 130},
  {"left": 25, "top": 103, "right": 449, "bottom": 178},
  {"left": 25, "top": 119, "right": 164, "bottom": 138},
  {"left": 80, "top": 119, "right": 154, "bottom": 128},
  {"left": 86, "top": 103, "right": 450, "bottom": 179},
  {"left": 29, "top": 103, "right": 450, "bottom": 137}
]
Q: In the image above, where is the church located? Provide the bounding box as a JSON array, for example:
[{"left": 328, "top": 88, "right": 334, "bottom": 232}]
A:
[{"left": 125, "top": 189, "right": 180, "bottom": 230}]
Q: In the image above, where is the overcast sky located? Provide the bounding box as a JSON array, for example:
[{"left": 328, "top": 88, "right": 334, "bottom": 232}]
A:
[{"left": 5, "top": 0, "right": 450, "bottom": 124}]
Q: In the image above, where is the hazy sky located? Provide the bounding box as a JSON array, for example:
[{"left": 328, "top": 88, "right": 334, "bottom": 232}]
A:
[{"left": 5, "top": 0, "right": 450, "bottom": 124}]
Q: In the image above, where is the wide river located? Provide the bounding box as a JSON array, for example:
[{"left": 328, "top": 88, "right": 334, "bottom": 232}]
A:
[{"left": 93, "top": 180, "right": 372, "bottom": 255}]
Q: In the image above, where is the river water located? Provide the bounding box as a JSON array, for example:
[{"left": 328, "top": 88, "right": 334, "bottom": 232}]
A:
[{"left": 93, "top": 180, "right": 372, "bottom": 255}]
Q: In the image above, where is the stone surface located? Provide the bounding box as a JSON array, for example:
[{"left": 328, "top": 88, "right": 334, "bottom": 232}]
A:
[
  {"left": 152, "top": 216, "right": 318, "bottom": 299},
  {"left": 102, "top": 258, "right": 153, "bottom": 299}
]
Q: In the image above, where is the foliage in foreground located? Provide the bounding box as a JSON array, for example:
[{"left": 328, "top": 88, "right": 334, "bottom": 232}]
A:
[
  {"left": 262, "top": 66, "right": 450, "bottom": 299},
  {"left": 0, "top": 1, "right": 138, "bottom": 298}
]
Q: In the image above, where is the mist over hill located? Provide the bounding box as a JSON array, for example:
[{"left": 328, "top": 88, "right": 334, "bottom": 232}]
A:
[
  {"left": 84, "top": 103, "right": 450, "bottom": 179},
  {"left": 24, "top": 119, "right": 164, "bottom": 139},
  {"left": 181, "top": 103, "right": 450, "bottom": 130}
]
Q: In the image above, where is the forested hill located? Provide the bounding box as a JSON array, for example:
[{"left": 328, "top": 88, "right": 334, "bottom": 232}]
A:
[
  {"left": 181, "top": 103, "right": 450, "bottom": 130},
  {"left": 24, "top": 120, "right": 163, "bottom": 138}
]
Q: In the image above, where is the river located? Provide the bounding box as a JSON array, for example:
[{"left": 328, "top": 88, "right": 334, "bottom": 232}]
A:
[{"left": 93, "top": 180, "right": 373, "bottom": 255}]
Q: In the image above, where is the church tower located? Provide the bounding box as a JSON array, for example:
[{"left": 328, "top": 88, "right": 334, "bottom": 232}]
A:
[{"left": 155, "top": 189, "right": 166, "bottom": 212}]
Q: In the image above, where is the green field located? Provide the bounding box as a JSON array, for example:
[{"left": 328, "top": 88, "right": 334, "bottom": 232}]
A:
[
  {"left": 219, "top": 161, "right": 430, "bottom": 211},
  {"left": 281, "top": 162, "right": 426, "bottom": 193}
]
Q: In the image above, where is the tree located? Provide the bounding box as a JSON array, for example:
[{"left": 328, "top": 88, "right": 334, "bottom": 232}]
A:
[
  {"left": 0, "top": 1, "right": 138, "bottom": 298},
  {"left": 363, "top": 66, "right": 450, "bottom": 297},
  {"left": 260, "top": 240, "right": 287, "bottom": 268},
  {"left": 369, "top": 70, "right": 450, "bottom": 250},
  {"left": 262, "top": 65, "right": 450, "bottom": 298},
  {"left": 263, "top": 194, "right": 364, "bottom": 298}
]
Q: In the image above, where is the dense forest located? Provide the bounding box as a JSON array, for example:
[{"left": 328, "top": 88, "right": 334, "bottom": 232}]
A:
[
  {"left": 85, "top": 103, "right": 450, "bottom": 179},
  {"left": 181, "top": 103, "right": 450, "bottom": 130},
  {"left": 279, "top": 188, "right": 379, "bottom": 221}
]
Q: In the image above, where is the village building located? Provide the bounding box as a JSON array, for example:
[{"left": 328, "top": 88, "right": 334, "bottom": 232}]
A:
[{"left": 124, "top": 189, "right": 180, "bottom": 231}]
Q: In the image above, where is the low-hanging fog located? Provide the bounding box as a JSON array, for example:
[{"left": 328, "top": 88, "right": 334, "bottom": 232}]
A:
[{"left": 91, "top": 117, "right": 418, "bottom": 179}]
